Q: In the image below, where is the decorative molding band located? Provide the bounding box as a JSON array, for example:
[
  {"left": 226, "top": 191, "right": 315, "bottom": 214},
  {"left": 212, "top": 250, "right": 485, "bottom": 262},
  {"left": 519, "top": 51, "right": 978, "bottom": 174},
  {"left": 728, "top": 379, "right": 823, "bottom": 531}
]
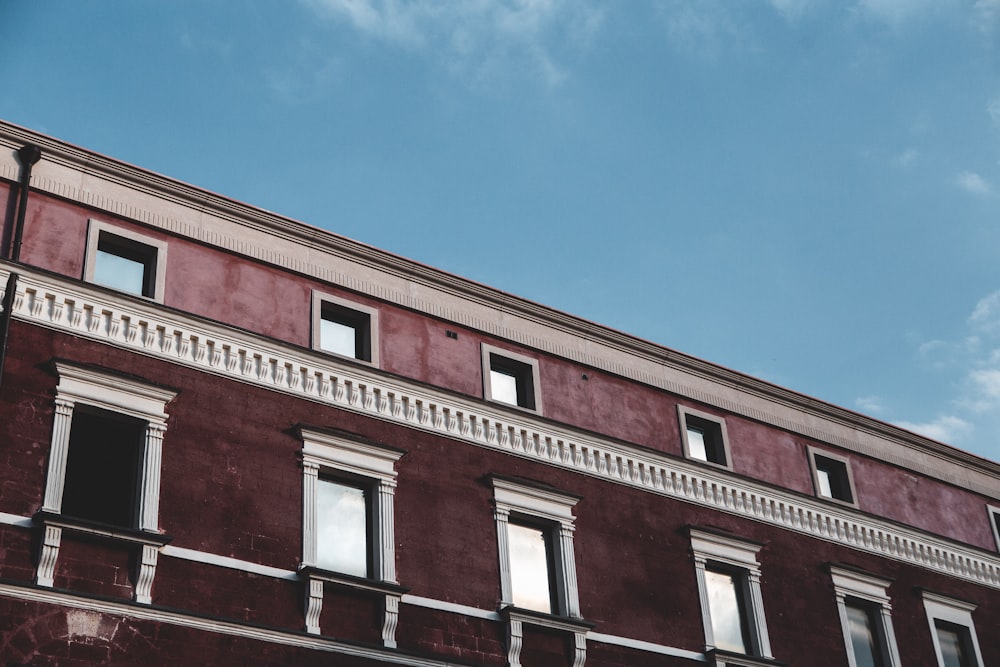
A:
[
  {"left": 4, "top": 268, "right": 1000, "bottom": 592},
  {"left": 0, "top": 582, "right": 466, "bottom": 667},
  {"left": 0, "top": 124, "right": 995, "bottom": 495}
]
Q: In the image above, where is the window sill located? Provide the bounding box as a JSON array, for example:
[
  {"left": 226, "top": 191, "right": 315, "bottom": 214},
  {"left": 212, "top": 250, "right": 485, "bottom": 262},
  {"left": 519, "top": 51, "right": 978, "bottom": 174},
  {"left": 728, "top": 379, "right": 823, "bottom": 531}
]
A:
[
  {"left": 298, "top": 565, "right": 409, "bottom": 597},
  {"left": 499, "top": 605, "right": 595, "bottom": 633},
  {"left": 33, "top": 511, "right": 171, "bottom": 547},
  {"left": 706, "top": 649, "right": 784, "bottom": 667}
]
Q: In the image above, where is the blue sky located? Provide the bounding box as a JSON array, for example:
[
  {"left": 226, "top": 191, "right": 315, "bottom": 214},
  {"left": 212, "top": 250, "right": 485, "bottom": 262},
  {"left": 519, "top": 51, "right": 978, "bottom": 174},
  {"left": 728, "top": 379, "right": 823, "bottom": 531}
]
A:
[{"left": 3, "top": 1, "right": 1000, "bottom": 462}]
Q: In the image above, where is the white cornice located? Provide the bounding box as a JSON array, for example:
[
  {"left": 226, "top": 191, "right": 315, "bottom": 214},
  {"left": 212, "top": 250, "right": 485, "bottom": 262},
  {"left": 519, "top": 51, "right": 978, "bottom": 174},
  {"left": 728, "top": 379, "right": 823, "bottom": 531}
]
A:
[
  {"left": 1, "top": 121, "right": 997, "bottom": 492},
  {"left": 3, "top": 266, "right": 999, "bottom": 592}
]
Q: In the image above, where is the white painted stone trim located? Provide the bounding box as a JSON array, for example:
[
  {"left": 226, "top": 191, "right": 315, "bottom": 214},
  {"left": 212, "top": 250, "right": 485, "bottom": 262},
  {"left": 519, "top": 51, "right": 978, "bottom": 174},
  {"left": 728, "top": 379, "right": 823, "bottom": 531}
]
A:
[
  {"left": 921, "top": 591, "right": 985, "bottom": 667},
  {"left": 689, "top": 529, "right": 772, "bottom": 659},
  {"left": 3, "top": 268, "right": 1000, "bottom": 592},
  {"left": 492, "top": 478, "right": 581, "bottom": 618},
  {"left": 829, "top": 566, "right": 901, "bottom": 667},
  {"left": 84, "top": 219, "right": 168, "bottom": 302},
  {"left": 0, "top": 582, "right": 470, "bottom": 667}
]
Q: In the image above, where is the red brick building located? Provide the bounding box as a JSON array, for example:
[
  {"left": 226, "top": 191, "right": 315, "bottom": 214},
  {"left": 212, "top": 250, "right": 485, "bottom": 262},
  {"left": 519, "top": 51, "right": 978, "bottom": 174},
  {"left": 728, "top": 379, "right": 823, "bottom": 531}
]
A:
[{"left": 0, "top": 119, "right": 997, "bottom": 666}]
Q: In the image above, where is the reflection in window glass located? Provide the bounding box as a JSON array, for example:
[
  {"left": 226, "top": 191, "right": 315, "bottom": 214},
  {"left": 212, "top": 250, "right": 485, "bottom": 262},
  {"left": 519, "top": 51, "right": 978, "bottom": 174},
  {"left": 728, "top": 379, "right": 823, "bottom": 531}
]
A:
[
  {"left": 816, "top": 467, "right": 834, "bottom": 498},
  {"left": 508, "top": 522, "right": 553, "bottom": 613},
  {"left": 320, "top": 318, "right": 358, "bottom": 358},
  {"left": 316, "top": 478, "right": 369, "bottom": 577},
  {"left": 846, "top": 603, "right": 884, "bottom": 667},
  {"left": 935, "top": 622, "right": 972, "bottom": 667},
  {"left": 95, "top": 249, "right": 147, "bottom": 296},
  {"left": 705, "top": 569, "right": 748, "bottom": 654},
  {"left": 687, "top": 426, "right": 708, "bottom": 461},
  {"left": 490, "top": 368, "right": 520, "bottom": 407}
]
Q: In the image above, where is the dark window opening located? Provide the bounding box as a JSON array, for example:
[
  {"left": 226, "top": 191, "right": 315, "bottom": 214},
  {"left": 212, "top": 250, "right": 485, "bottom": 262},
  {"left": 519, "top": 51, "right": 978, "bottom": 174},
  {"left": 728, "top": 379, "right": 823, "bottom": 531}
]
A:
[
  {"left": 320, "top": 302, "right": 372, "bottom": 361},
  {"left": 846, "top": 599, "right": 887, "bottom": 667},
  {"left": 686, "top": 416, "right": 727, "bottom": 466},
  {"left": 62, "top": 409, "right": 144, "bottom": 529},
  {"left": 705, "top": 565, "right": 752, "bottom": 654},
  {"left": 814, "top": 454, "right": 854, "bottom": 503},
  {"left": 94, "top": 232, "right": 158, "bottom": 297},
  {"left": 934, "top": 620, "right": 976, "bottom": 667},
  {"left": 489, "top": 354, "right": 536, "bottom": 410},
  {"left": 316, "top": 475, "right": 374, "bottom": 578}
]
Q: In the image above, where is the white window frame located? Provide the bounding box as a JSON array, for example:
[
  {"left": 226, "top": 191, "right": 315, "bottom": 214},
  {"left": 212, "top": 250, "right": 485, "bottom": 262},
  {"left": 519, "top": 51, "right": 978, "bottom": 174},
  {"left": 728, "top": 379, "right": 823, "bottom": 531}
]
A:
[
  {"left": 988, "top": 505, "right": 1000, "bottom": 552},
  {"left": 38, "top": 361, "right": 176, "bottom": 602},
  {"left": 689, "top": 528, "right": 772, "bottom": 659},
  {"left": 678, "top": 405, "right": 733, "bottom": 470},
  {"left": 491, "top": 476, "right": 579, "bottom": 618},
  {"left": 922, "top": 591, "right": 984, "bottom": 667},
  {"left": 481, "top": 343, "right": 543, "bottom": 414},
  {"left": 84, "top": 219, "right": 168, "bottom": 302},
  {"left": 299, "top": 427, "right": 402, "bottom": 581},
  {"left": 311, "top": 290, "right": 380, "bottom": 366},
  {"left": 808, "top": 446, "right": 859, "bottom": 508},
  {"left": 829, "top": 565, "right": 901, "bottom": 667},
  {"left": 299, "top": 427, "right": 405, "bottom": 645}
]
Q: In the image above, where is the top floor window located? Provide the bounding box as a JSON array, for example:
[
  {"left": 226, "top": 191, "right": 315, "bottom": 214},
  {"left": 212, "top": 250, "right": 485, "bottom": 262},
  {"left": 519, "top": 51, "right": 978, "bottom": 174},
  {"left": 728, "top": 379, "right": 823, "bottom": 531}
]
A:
[
  {"left": 84, "top": 220, "right": 168, "bottom": 301},
  {"left": 481, "top": 344, "right": 542, "bottom": 413},
  {"left": 311, "top": 291, "right": 380, "bottom": 365},
  {"left": 678, "top": 406, "right": 732, "bottom": 469},
  {"left": 809, "top": 447, "right": 858, "bottom": 507}
]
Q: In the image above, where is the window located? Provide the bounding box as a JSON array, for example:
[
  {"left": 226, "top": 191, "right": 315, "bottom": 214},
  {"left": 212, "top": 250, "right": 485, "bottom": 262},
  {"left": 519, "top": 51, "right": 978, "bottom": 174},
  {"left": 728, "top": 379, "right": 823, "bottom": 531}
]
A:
[
  {"left": 828, "top": 565, "right": 901, "bottom": 667},
  {"left": 988, "top": 505, "right": 1000, "bottom": 552},
  {"left": 678, "top": 406, "right": 732, "bottom": 469},
  {"left": 62, "top": 408, "right": 144, "bottom": 528},
  {"left": 481, "top": 344, "right": 542, "bottom": 413},
  {"left": 311, "top": 291, "right": 379, "bottom": 365},
  {"left": 689, "top": 528, "right": 772, "bottom": 659},
  {"left": 491, "top": 476, "right": 580, "bottom": 618},
  {"left": 922, "top": 591, "right": 984, "bottom": 667},
  {"left": 298, "top": 427, "right": 405, "bottom": 643},
  {"left": 84, "top": 220, "right": 167, "bottom": 300},
  {"left": 809, "top": 447, "right": 858, "bottom": 507},
  {"left": 38, "top": 361, "right": 176, "bottom": 601}
]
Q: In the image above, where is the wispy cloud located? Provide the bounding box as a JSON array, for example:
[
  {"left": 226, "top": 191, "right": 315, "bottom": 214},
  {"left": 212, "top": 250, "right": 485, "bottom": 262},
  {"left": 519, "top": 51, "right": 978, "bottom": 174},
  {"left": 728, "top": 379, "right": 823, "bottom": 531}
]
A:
[
  {"left": 854, "top": 0, "right": 954, "bottom": 26},
  {"left": 894, "top": 415, "right": 973, "bottom": 442},
  {"left": 300, "top": 0, "right": 604, "bottom": 88},
  {"left": 893, "top": 148, "right": 919, "bottom": 167},
  {"left": 955, "top": 170, "right": 992, "bottom": 195},
  {"left": 855, "top": 395, "right": 884, "bottom": 413},
  {"left": 901, "top": 289, "right": 1000, "bottom": 453}
]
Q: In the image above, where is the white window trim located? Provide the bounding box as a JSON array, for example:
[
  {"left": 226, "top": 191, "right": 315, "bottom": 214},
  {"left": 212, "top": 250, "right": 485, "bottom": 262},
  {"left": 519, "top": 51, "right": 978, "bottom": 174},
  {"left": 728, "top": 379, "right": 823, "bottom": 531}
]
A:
[
  {"left": 922, "top": 591, "right": 984, "bottom": 667},
  {"left": 988, "top": 505, "right": 1000, "bottom": 552},
  {"left": 808, "top": 446, "right": 859, "bottom": 508},
  {"left": 311, "top": 290, "right": 380, "bottom": 366},
  {"left": 491, "top": 476, "right": 579, "bottom": 618},
  {"left": 84, "top": 219, "right": 168, "bottom": 302},
  {"left": 678, "top": 405, "right": 733, "bottom": 470},
  {"left": 689, "top": 528, "right": 772, "bottom": 659},
  {"left": 481, "top": 343, "right": 543, "bottom": 414},
  {"left": 829, "top": 565, "right": 901, "bottom": 667},
  {"left": 39, "top": 361, "right": 176, "bottom": 602}
]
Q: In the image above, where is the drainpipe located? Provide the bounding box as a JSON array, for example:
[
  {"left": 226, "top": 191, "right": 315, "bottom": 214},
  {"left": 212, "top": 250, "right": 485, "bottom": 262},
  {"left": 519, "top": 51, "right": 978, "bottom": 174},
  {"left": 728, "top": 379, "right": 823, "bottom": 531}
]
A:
[
  {"left": 11, "top": 144, "right": 42, "bottom": 262},
  {"left": 0, "top": 271, "right": 18, "bottom": 387}
]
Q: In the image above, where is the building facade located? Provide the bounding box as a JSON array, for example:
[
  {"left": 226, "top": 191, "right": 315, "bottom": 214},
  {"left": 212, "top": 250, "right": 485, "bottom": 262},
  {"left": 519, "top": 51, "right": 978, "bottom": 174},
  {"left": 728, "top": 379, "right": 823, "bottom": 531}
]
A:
[{"left": 0, "top": 119, "right": 997, "bottom": 666}]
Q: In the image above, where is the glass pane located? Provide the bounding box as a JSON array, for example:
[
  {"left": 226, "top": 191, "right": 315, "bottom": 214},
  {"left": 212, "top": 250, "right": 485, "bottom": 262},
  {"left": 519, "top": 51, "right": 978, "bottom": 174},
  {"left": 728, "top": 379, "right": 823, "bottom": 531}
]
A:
[
  {"left": 846, "top": 604, "right": 884, "bottom": 667},
  {"left": 320, "top": 318, "right": 358, "bottom": 358},
  {"left": 936, "top": 623, "right": 971, "bottom": 667},
  {"left": 316, "top": 479, "right": 368, "bottom": 577},
  {"left": 491, "top": 368, "right": 520, "bottom": 406},
  {"left": 94, "top": 249, "right": 147, "bottom": 296},
  {"left": 508, "top": 522, "right": 553, "bottom": 613},
  {"left": 705, "top": 569, "right": 748, "bottom": 653},
  {"left": 816, "top": 467, "right": 834, "bottom": 498},
  {"left": 687, "top": 426, "right": 708, "bottom": 461}
]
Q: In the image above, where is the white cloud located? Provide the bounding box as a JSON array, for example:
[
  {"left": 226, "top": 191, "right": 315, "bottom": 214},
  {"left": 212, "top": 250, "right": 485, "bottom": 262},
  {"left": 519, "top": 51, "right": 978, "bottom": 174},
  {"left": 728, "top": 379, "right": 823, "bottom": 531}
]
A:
[
  {"left": 963, "top": 368, "right": 1000, "bottom": 413},
  {"left": 969, "top": 289, "right": 1000, "bottom": 333},
  {"left": 301, "top": 0, "right": 604, "bottom": 88},
  {"left": 955, "top": 170, "right": 992, "bottom": 195},
  {"left": 855, "top": 395, "right": 884, "bottom": 413},
  {"left": 894, "top": 415, "right": 972, "bottom": 443}
]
